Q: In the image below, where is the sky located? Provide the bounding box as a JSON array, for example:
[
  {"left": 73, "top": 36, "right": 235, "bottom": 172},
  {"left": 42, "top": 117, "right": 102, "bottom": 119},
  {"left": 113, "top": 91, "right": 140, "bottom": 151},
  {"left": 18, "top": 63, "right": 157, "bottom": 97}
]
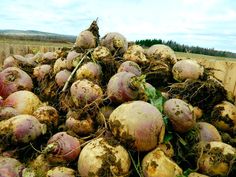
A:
[{"left": 0, "top": 0, "right": 236, "bottom": 52}]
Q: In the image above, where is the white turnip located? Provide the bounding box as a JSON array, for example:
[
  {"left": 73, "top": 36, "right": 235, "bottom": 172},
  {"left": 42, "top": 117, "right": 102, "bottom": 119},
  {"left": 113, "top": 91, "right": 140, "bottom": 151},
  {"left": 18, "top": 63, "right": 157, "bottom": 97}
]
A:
[
  {"left": 0, "top": 106, "right": 19, "bottom": 121},
  {"left": 55, "top": 69, "right": 71, "bottom": 87},
  {"left": 123, "top": 44, "right": 147, "bottom": 63},
  {"left": 0, "top": 67, "right": 33, "bottom": 98},
  {"left": 78, "top": 137, "right": 131, "bottom": 177},
  {"left": 109, "top": 101, "right": 165, "bottom": 151},
  {"left": 33, "top": 64, "right": 52, "bottom": 81},
  {"left": 164, "top": 98, "right": 196, "bottom": 133},
  {"left": 91, "top": 46, "right": 112, "bottom": 61},
  {"left": 117, "top": 61, "right": 142, "bottom": 76},
  {"left": 75, "top": 30, "right": 96, "bottom": 49},
  {"left": 46, "top": 166, "right": 76, "bottom": 177}
]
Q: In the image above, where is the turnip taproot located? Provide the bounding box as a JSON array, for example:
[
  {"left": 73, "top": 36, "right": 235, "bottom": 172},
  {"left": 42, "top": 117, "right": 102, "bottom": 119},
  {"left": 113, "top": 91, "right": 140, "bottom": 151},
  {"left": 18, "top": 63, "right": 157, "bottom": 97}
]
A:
[
  {"left": 123, "top": 44, "right": 147, "bottom": 63},
  {"left": 33, "top": 64, "right": 51, "bottom": 81},
  {"left": 4, "top": 90, "right": 42, "bottom": 115},
  {"left": 109, "top": 101, "right": 165, "bottom": 151},
  {"left": 75, "top": 30, "right": 96, "bottom": 49},
  {"left": 91, "top": 46, "right": 112, "bottom": 61},
  {"left": 0, "top": 115, "right": 46, "bottom": 146},
  {"left": 0, "top": 67, "right": 33, "bottom": 98},
  {"left": 172, "top": 59, "right": 204, "bottom": 82},
  {"left": 0, "top": 107, "right": 19, "bottom": 121},
  {"left": 78, "top": 137, "right": 131, "bottom": 177},
  {"left": 142, "top": 148, "right": 182, "bottom": 177},
  {"left": 101, "top": 32, "right": 128, "bottom": 55},
  {"left": 164, "top": 98, "right": 196, "bottom": 133},
  {"left": 46, "top": 166, "right": 76, "bottom": 177},
  {"left": 0, "top": 156, "right": 25, "bottom": 177},
  {"left": 55, "top": 69, "right": 71, "bottom": 87},
  {"left": 188, "top": 172, "right": 209, "bottom": 177},
  {"left": 44, "top": 132, "right": 81, "bottom": 164},
  {"left": 70, "top": 79, "right": 103, "bottom": 107},
  {"left": 117, "top": 61, "right": 142, "bottom": 76}
]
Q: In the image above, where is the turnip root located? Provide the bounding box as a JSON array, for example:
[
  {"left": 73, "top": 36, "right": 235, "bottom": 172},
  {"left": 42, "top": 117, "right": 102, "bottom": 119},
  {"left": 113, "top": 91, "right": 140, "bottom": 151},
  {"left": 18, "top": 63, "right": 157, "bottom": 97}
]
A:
[
  {"left": 29, "top": 154, "right": 51, "bottom": 177},
  {"left": 0, "top": 115, "right": 46, "bottom": 146},
  {"left": 196, "top": 122, "right": 222, "bottom": 142},
  {"left": 197, "top": 141, "right": 235, "bottom": 176},
  {"left": 109, "top": 101, "right": 165, "bottom": 151},
  {"left": 0, "top": 156, "right": 25, "bottom": 177},
  {"left": 123, "top": 44, "right": 147, "bottom": 63},
  {"left": 117, "top": 61, "right": 142, "bottom": 76},
  {"left": 101, "top": 32, "right": 128, "bottom": 56},
  {"left": 107, "top": 72, "right": 139, "bottom": 103},
  {"left": 157, "top": 142, "right": 174, "bottom": 158},
  {"left": 91, "top": 46, "right": 112, "bottom": 61},
  {"left": 142, "top": 148, "right": 182, "bottom": 177},
  {"left": 33, "top": 105, "right": 59, "bottom": 129},
  {"left": 164, "top": 98, "right": 196, "bottom": 133},
  {"left": 0, "top": 67, "right": 33, "bottom": 98},
  {"left": 0, "top": 106, "right": 19, "bottom": 121},
  {"left": 46, "top": 166, "right": 76, "bottom": 177},
  {"left": 146, "top": 44, "right": 177, "bottom": 66},
  {"left": 4, "top": 90, "right": 42, "bottom": 115},
  {"left": 55, "top": 69, "right": 71, "bottom": 87},
  {"left": 3, "top": 56, "right": 19, "bottom": 68},
  {"left": 75, "top": 62, "right": 102, "bottom": 83},
  {"left": 75, "top": 30, "right": 96, "bottom": 49},
  {"left": 172, "top": 59, "right": 204, "bottom": 82},
  {"left": 188, "top": 172, "right": 209, "bottom": 177},
  {"left": 53, "top": 58, "right": 67, "bottom": 74},
  {"left": 70, "top": 79, "right": 103, "bottom": 108},
  {"left": 33, "top": 64, "right": 52, "bottom": 81},
  {"left": 211, "top": 101, "right": 236, "bottom": 133},
  {"left": 78, "top": 137, "right": 131, "bottom": 177},
  {"left": 44, "top": 132, "right": 81, "bottom": 164}
]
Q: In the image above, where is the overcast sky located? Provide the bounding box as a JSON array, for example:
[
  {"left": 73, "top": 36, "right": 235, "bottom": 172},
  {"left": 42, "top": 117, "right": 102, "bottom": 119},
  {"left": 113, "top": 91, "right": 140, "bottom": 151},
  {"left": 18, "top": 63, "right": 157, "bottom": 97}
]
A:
[{"left": 1, "top": 0, "right": 236, "bottom": 52}]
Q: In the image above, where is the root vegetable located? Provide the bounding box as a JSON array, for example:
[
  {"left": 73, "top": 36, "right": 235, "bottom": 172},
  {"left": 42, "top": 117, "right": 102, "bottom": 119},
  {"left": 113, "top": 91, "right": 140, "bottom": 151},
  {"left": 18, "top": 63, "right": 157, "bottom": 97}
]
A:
[
  {"left": 55, "top": 69, "right": 71, "bottom": 87},
  {"left": 91, "top": 46, "right": 112, "bottom": 61},
  {"left": 164, "top": 98, "right": 196, "bottom": 133},
  {"left": 101, "top": 32, "right": 128, "bottom": 56},
  {"left": 172, "top": 59, "right": 204, "bottom": 82},
  {"left": 197, "top": 141, "right": 235, "bottom": 176},
  {"left": 188, "top": 172, "right": 209, "bottom": 177},
  {"left": 117, "top": 61, "right": 142, "bottom": 76},
  {"left": 70, "top": 79, "right": 103, "bottom": 108},
  {"left": 29, "top": 154, "right": 51, "bottom": 177},
  {"left": 44, "top": 132, "right": 81, "bottom": 164},
  {"left": 211, "top": 101, "right": 236, "bottom": 133},
  {"left": 33, "top": 64, "right": 52, "bottom": 81},
  {"left": 75, "top": 30, "right": 96, "bottom": 49},
  {"left": 197, "top": 122, "right": 222, "bottom": 142},
  {"left": 33, "top": 105, "right": 59, "bottom": 129},
  {"left": 4, "top": 90, "right": 42, "bottom": 115},
  {"left": 3, "top": 56, "right": 19, "bottom": 68},
  {"left": 0, "top": 67, "right": 33, "bottom": 98},
  {"left": 0, "top": 115, "right": 46, "bottom": 146},
  {"left": 0, "top": 156, "right": 25, "bottom": 177},
  {"left": 157, "top": 142, "right": 174, "bottom": 158},
  {"left": 46, "top": 166, "right": 76, "bottom": 177},
  {"left": 0, "top": 107, "right": 19, "bottom": 121},
  {"left": 123, "top": 44, "right": 147, "bottom": 63},
  {"left": 75, "top": 62, "right": 102, "bottom": 83},
  {"left": 142, "top": 148, "right": 183, "bottom": 177},
  {"left": 78, "top": 137, "right": 131, "bottom": 177},
  {"left": 107, "top": 72, "right": 139, "bottom": 103},
  {"left": 53, "top": 58, "right": 67, "bottom": 74},
  {"left": 109, "top": 101, "right": 165, "bottom": 151},
  {"left": 146, "top": 44, "right": 177, "bottom": 66}
]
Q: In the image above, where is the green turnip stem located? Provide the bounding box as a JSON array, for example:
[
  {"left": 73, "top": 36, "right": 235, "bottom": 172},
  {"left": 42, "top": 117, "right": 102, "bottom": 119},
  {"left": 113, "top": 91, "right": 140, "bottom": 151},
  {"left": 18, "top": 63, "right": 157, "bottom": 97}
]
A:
[{"left": 62, "top": 49, "right": 92, "bottom": 92}]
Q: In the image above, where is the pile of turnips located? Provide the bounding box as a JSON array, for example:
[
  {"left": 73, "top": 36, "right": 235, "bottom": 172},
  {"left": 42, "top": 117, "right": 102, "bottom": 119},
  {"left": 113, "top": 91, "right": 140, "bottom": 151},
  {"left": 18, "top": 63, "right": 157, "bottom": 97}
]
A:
[{"left": 0, "top": 20, "right": 235, "bottom": 177}]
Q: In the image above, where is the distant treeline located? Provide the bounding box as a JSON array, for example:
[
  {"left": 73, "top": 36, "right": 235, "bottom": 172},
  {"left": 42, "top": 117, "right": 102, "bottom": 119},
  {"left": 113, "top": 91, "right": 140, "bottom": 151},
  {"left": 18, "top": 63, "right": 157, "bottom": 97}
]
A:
[{"left": 136, "top": 39, "right": 236, "bottom": 58}]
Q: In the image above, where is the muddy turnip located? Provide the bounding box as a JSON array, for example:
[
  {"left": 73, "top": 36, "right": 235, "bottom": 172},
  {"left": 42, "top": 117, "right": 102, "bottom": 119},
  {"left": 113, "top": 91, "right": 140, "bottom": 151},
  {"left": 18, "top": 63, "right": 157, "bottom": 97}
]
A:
[
  {"left": 55, "top": 69, "right": 71, "bottom": 87},
  {"left": 75, "top": 30, "right": 96, "bottom": 49},
  {"left": 46, "top": 166, "right": 76, "bottom": 177},
  {"left": 33, "top": 64, "right": 52, "bottom": 81},
  {"left": 123, "top": 44, "right": 147, "bottom": 63},
  {"left": 91, "top": 46, "right": 112, "bottom": 61},
  {"left": 117, "top": 61, "right": 142, "bottom": 76}
]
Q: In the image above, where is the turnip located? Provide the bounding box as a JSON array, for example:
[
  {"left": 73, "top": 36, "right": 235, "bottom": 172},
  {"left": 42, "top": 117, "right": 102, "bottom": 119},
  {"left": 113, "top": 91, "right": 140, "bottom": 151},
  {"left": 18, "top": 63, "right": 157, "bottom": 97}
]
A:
[
  {"left": 109, "top": 101, "right": 165, "bottom": 151},
  {"left": 117, "top": 61, "right": 142, "bottom": 76},
  {"left": 0, "top": 106, "right": 19, "bottom": 121},
  {"left": 172, "top": 59, "right": 204, "bottom": 82},
  {"left": 53, "top": 58, "right": 67, "bottom": 74},
  {"left": 78, "top": 137, "right": 131, "bottom": 177},
  {"left": 101, "top": 32, "right": 128, "bottom": 56},
  {"left": 4, "top": 90, "right": 42, "bottom": 115},
  {"left": 33, "top": 64, "right": 52, "bottom": 81},
  {"left": 75, "top": 62, "right": 102, "bottom": 83},
  {"left": 123, "top": 44, "right": 147, "bottom": 63},
  {"left": 70, "top": 79, "right": 103, "bottom": 108},
  {"left": 3, "top": 56, "right": 19, "bottom": 68},
  {"left": 157, "top": 142, "right": 174, "bottom": 158},
  {"left": 188, "top": 172, "right": 209, "bottom": 177},
  {"left": 142, "top": 148, "right": 183, "bottom": 177},
  {"left": 42, "top": 52, "right": 57, "bottom": 63},
  {"left": 0, "top": 156, "right": 25, "bottom": 177},
  {"left": 29, "top": 154, "right": 51, "bottom": 177},
  {"left": 197, "top": 141, "right": 235, "bottom": 176},
  {"left": 46, "top": 166, "right": 76, "bottom": 177},
  {"left": 211, "top": 101, "right": 236, "bottom": 133},
  {"left": 91, "top": 46, "right": 112, "bottom": 61},
  {"left": 0, "top": 67, "right": 33, "bottom": 98},
  {"left": 33, "top": 105, "right": 59, "bottom": 129},
  {"left": 55, "top": 69, "right": 71, "bottom": 87},
  {"left": 43, "top": 132, "right": 81, "bottom": 164},
  {"left": 75, "top": 30, "right": 96, "bottom": 49},
  {"left": 146, "top": 44, "right": 177, "bottom": 66},
  {"left": 0, "top": 115, "right": 46, "bottom": 146},
  {"left": 107, "top": 72, "right": 139, "bottom": 103},
  {"left": 164, "top": 98, "right": 196, "bottom": 133}
]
